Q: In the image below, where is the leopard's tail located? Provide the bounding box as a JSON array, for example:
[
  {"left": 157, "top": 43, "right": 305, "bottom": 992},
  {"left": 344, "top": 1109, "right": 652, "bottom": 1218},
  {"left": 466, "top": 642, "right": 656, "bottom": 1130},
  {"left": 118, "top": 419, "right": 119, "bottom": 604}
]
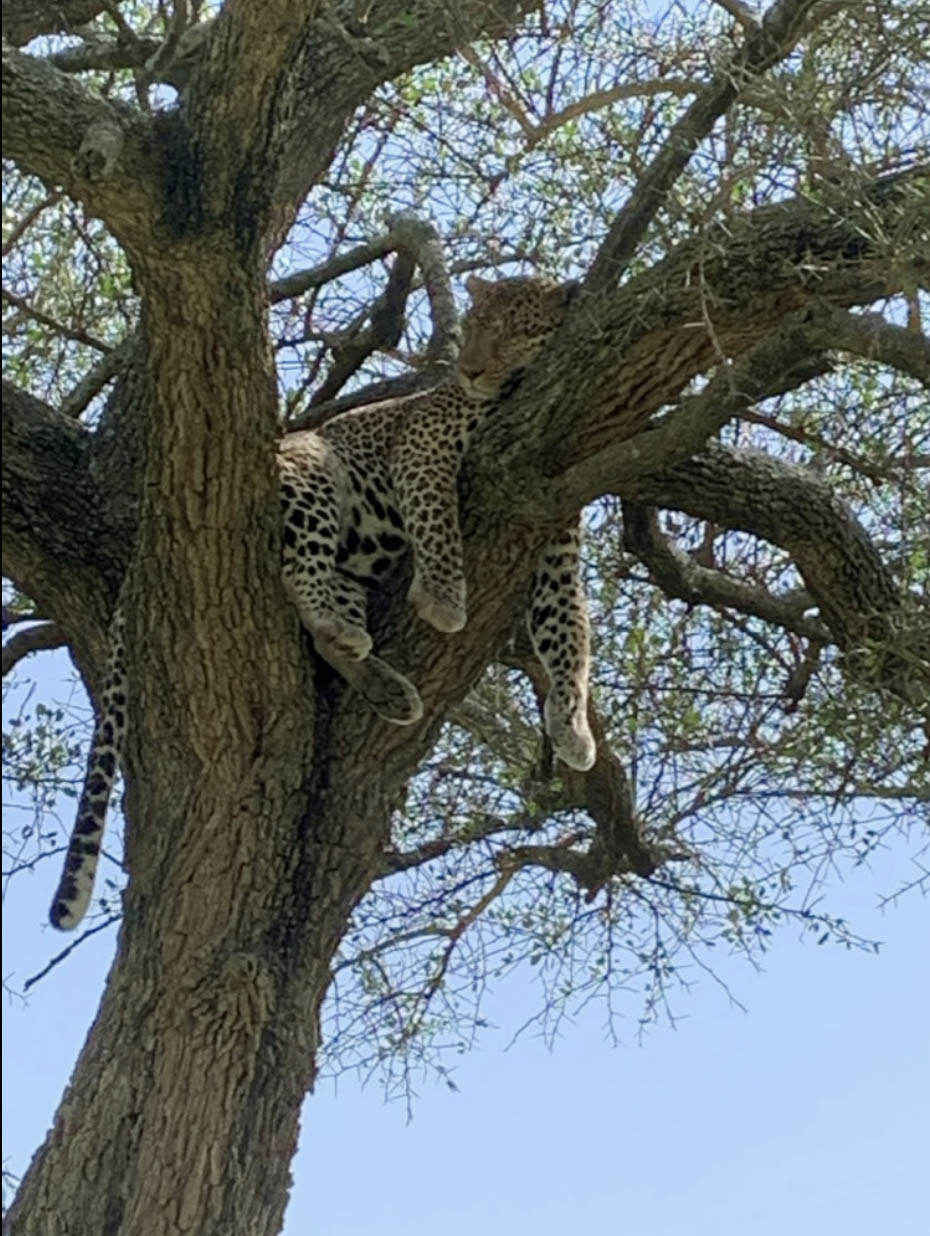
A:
[{"left": 50, "top": 611, "right": 127, "bottom": 930}]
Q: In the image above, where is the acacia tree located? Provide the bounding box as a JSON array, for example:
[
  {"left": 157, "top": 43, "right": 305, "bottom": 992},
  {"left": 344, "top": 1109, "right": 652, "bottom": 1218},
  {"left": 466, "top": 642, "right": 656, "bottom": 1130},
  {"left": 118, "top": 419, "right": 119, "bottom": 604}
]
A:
[{"left": 2, "top": 0, "right": 928, "bottom": 1231}]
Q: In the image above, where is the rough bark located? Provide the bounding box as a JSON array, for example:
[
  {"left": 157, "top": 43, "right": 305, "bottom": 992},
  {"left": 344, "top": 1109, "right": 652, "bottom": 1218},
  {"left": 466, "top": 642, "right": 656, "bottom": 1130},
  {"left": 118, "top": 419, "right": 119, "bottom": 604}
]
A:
[{"left": 2, "top": 6, "right": 541, "bottom": 1230}]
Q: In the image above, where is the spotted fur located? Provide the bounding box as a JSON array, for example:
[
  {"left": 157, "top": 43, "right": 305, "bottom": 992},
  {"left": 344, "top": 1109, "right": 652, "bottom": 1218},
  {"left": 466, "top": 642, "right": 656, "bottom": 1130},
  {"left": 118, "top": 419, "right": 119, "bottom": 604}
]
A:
[
  {"left": 49, "top": 275, "right": 595, "bottom": 930},
  {"left": 50, "top": 610, "right": 127, "bottom": 929}
]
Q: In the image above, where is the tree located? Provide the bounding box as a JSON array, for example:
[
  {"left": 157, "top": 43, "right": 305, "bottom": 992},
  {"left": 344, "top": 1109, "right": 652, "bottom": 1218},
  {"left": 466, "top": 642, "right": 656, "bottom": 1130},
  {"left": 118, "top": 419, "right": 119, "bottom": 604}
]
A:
[{"left": 2, "top": 0, "right": 927, "bottom": 1231}]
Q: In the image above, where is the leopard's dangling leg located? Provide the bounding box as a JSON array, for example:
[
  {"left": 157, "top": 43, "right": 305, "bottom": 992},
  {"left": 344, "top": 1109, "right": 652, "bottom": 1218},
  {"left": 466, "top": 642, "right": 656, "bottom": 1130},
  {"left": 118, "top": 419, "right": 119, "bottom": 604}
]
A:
[
  {"left": 392, "top": 414, "right": 470, "bottom": 635},
  {"left": 527, "top": 527, "right": 596, "bottom": 772}
]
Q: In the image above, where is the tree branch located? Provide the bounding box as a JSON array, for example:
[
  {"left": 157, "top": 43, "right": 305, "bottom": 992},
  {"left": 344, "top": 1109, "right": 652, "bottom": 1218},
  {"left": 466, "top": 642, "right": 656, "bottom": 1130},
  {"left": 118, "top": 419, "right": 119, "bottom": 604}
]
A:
[
  {"left": 60, "top": 336, "right": 136, "bottom": 418},
  {"left": 803, "top": 306, "right": 930, "bottom": 385},
  {"left": 1, "top": 0, "right": 110, "bottom": 48},
  {"left": 1, "top": 47, "right": 158, "bottom": 248},
  {"left": 500, "top": 819, "right": 686, "bottom": 901},
  {"left": 502, "top": 634, "right": 669, "bottom": 883},
  {"left": 710, "top": 0, "right": 762, "bottom": 31},
  {"left": 1, "top": 379, "right": 117, "bottom": 674},
  {"left": 48, "top": 36, "right": 163, "bottom": 77},
  {"left": 585, "top": 0, "right": 823, "bottom": 289},
  {"left": 550, "top": 300, "right": 927, "bottom": 514},
  {"left": 476, "top": 165, "right": 929, "bottom": 490},
  {"left": 2, "top": 286, "right": 111, "bottom": 354},
  {"left": 619, "top": 501, "right": 829, "bottom": 641},
  {"left": 2, "top": 620, "right": 67, "bottom": 676},
  {"left": 287, "top": 368, "right": 445, "bottom": 430},
  {"left": 308, "top": 247, "right": 417, "bottom": 406},
  {"left": 270, "top": 238, "right": 395, "bottom": 303},
  {"left": 0, "top": 188, "right": 60, "bottom": 256},
  {"left": 304, "top": 211, "right": 460, "bottom": 407},
  {"left": 550, "top": 308, "right": 835, "bottom": 510},
  {"left": 382, "top": 658, "right": 667, "bottom": 884},
  {"left": 624, "top": 444, "right": 929, "bottom": 703},
  {"left": 186, "top": 0, "right": 539, "bottom": 250},
  {"left": 404, "top": 213, "right": 460, "bottom": 370}
]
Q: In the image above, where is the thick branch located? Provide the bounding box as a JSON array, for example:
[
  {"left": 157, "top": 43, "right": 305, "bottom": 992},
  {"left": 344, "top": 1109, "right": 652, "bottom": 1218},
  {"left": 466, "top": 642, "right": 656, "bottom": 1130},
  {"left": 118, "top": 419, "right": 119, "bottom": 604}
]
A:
[
  {"left": 551, "top": 303, "right": 927, "bottom": 515},
  {"left": 48, "top": 37, "right": 163, "bottom": 76},
  {"left": 403, "top": 213, "right": 460, "bottom": 369},
  {"left": 181, "top": 0, "right": 538, "bottom": 249},
  {"left": 803, "top": 307, "right": 930, "bottom": 385},
  {"left": 476, "top": 165, "right": 929, "bottom": 492},
  {"left": 1, "top": 379, "right": 117, "bottom": 673},
  {"left": 1, "top": 0, "right": 109, "bottom": 47},
  {"left": 551, "top": 309, "right": 834, "bottom": 510},
  {"left": 710, "top": 0, "right": 762, "bottom": 31},
  {"left": 2, "top": 621, "right": 66, "bottom": 676}
]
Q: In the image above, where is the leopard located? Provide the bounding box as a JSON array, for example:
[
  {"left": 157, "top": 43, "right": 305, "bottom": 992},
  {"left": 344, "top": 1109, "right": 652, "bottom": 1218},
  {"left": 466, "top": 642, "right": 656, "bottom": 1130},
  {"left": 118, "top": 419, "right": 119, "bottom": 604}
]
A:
[{"left": 49, "top": 274, "right": 596, "bottom": 930}]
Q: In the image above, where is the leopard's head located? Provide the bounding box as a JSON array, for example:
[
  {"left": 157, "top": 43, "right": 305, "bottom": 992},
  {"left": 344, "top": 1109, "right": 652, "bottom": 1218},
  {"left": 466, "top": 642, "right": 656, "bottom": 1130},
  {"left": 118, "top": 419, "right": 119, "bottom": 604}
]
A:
[{"left": 457, "top": 275, "right": 578, "bottom": 398}]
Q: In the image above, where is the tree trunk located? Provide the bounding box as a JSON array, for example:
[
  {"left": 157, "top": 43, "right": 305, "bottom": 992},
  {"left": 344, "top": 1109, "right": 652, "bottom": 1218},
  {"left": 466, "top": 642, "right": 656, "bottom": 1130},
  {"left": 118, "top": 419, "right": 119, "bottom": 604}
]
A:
[{"left": 4, "top": 249, "right": 400, "bottom": 1236}]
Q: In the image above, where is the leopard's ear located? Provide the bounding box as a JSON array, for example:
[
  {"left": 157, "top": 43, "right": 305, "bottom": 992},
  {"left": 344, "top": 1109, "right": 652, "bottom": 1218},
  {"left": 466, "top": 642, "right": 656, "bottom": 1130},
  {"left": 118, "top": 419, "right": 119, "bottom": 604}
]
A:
[{"left": 465, "top": 274, "right": 493, "bottom": 300}]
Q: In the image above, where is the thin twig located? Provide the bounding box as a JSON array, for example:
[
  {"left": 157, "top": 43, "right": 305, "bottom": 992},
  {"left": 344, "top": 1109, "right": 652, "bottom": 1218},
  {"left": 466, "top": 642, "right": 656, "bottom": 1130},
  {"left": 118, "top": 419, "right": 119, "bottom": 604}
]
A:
[
  {"left": 23, "top": 915, "right": 121, "bottom": 991},
  {"left": 1, "top": 191, "right": 61, "bottom": 257},
  {"left": 2, "top": 288, "right": 111, "bottom": 353},
  {"left": 585, "top": 0, "right": 823, "bottom": 290}
]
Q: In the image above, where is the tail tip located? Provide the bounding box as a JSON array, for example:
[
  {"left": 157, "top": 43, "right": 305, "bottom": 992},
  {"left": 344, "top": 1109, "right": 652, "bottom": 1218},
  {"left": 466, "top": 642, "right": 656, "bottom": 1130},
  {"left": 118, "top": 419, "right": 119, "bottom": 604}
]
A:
[{"left": 49, "top": 898, "right": 80, "bottom": 931}]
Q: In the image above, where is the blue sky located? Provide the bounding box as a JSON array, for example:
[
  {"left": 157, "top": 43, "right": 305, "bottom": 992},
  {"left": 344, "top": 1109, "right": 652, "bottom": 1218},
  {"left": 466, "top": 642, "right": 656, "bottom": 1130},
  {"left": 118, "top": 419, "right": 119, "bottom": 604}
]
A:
[{"left": 3, "top": 689, "right": 927, "bottom": 1234}]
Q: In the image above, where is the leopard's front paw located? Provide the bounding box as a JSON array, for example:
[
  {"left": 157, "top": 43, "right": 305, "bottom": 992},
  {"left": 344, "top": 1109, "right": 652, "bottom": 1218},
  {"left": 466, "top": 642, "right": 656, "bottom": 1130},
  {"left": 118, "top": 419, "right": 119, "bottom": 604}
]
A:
[{"left": 408, "top": 576, "right": 467, "bottom": 634}]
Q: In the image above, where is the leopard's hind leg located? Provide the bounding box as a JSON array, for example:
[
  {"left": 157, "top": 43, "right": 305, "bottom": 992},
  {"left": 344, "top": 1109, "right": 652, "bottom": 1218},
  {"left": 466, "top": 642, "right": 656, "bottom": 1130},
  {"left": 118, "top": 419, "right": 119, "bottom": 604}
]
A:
[
  {"left": 280, "top": 443, "right": 372, "bottom": 661},
  {"left": 314, "top": 572, "right": 422, "bottom": 725}
]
